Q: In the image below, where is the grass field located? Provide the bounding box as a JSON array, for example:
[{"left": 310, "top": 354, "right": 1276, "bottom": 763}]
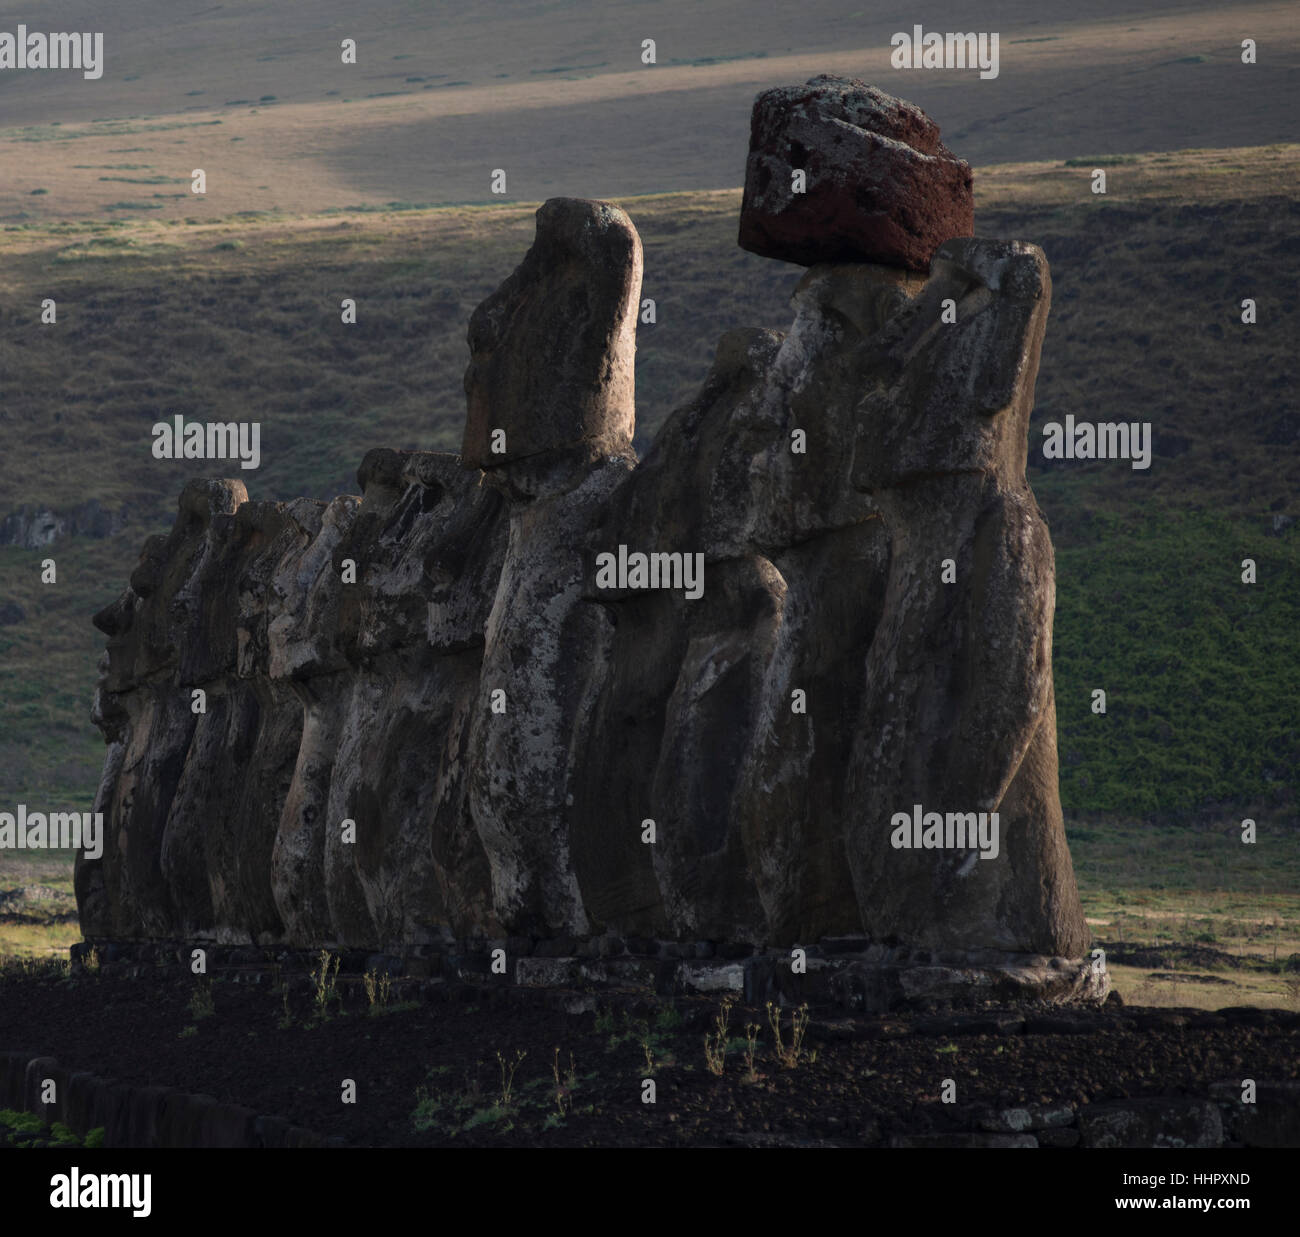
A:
[
  {"left": 2, "top": 142, "right": 1296, "bottom": 819},
  {"left": 1, "top": 139, "right": 1297, "bottom": 997},
  {"left": 1070, "top": 817, "right": 1300, "bottom": 1009},
  {"left": 0, "top": 848, "right": 80, "bottom": 961},
  {"left": 1, "top": 1, "right": 1295, "bottom": 213}
]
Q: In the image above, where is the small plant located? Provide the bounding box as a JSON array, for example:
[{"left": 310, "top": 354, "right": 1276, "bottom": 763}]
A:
[
  {"left": 277, "top": 982, "right": 294, "bottom": 1030},
  {"left": 189, "top": 979, "right": 215, "bottom": 1020},
  {"left": 704, "top": 996, "right": 735, "bottom": 1076},
  {"left": 84, "top": 1127, "right": 105, "bottom": 1148},
  {"left": 178, "top": 1025, "right": 197, "bottom": 1039},
  {"left": 83, "top": 946, "right": 101, "bottom": 974},
  {"left": 642, "top": 1036, "right": 656, "bottom": 1076},
  {"left": 601, "top": 1009, "right": 650, "bottom": 1053},
  {"left": 766, "top": 1001, "right": 815, "bottom": 1069},
  {"left": 654, "top": 1004, "right": 683, "bottom": 1032},
  {"left": 363, "top": 968, "right": 392, "bottom": 1013},
  {"left": 310, "top": 949, "right": 340, "bottom": 1017},
  {"left": 411, "top": 1071, "right": 462, "bottom": 1134},
  {"left": 0, "top": 1109, "right": 43, "bottom": 1133},
  {"left": 552, "top": 1047, "right": 576, "bottom": 1116},
  {"left": 411, "top": 1065, "right": 503, "bottom": 1137},
  {"left": 49, "top": 1122, "right": 79, "bottom": 1147},
  {"left": 742, "top": 1022, "right": 761, "bottom": 1082},
  {"left": 411, "top": 1088, "right": 445, "bottom": 1132},
  {"left": 594, "top": 1005, "right": 615, "bottom": 1034},
  {"left": 463, "top": 1105, "right": 509, "bottom": 1131},
  {"left": 497, "top": 1049, "right": 526, "bottom": 1109}
]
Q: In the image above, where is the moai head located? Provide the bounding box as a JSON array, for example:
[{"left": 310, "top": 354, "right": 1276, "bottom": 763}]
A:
[
  {"left": 169, "top": 478, "right": 250, "bottom": 685},
  {"left": 462, "top": 197, "right": 642, "bottom": 478},
  {"left": 265, "top": 495, "right": 357, "bottom": 680},
  {"left": 852, "top": 238, "right": 1052, "bottom": 495},
  {"left": 92, "top": 478, "right": 248, "bottom": 689},
  {"left": 232, "top": 499, "right": 299, "bottom": 680}
]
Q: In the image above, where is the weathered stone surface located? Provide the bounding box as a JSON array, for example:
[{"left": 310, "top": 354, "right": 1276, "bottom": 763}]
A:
[
  {"left": 83, "top": 453, "right": 506, "bottom": 949},
  {"left": 575, "top": 274, "right": 888, "bottom": 942},
  {"left": 891, "top": 1132, "right": 1038, "bottom": 1148},
  {"left": 1211, "top": 1079, "right": 1300, "bottom": 1147},
  {"left": 24, "top": 1056, "right": 59, "bottom": 1122},
  {"left": 845, "top": 238, "right": 1089, "bottom": 958},
  {"left": 468, "top": 456, "right": 628, "bottom": 935},
  {"left": 754, "top": 949, "right": 1103, "bottom": 1012},
  {"left": 739, "top": 76, "right": 973, "bottom": 269},
  {"left": 120, "top": 1085, "right": 174, "bottom": 1148},
  {"left": 1079, "top": 1098, "right": 1223, "bottom": 1149},
  {"left": 82, "top": 84, "right": 1095, "bottom": 1006},
  {"left": 978, "top": 1104, "right": 1076, "bottom": 1133},
  {"left": 1037, "top": 1127, "right": 1081, "bottom": 1148},
  {"left": 461, "top": 196, "right": 641, "bottom": 473},
  {"left": 0, "top": 1053, "right": 331, "bottom": 1149},
  {"left": 461, "top": 211, "right": 639, "bottom": 934}
]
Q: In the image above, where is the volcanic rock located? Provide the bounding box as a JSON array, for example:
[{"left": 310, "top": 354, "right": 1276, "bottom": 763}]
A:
[
  {"left": 461, "top": 196, "right": 641, "bottom": 477},
  {"left": 738, "top": 75, "right": 974, "bottom": 269}
]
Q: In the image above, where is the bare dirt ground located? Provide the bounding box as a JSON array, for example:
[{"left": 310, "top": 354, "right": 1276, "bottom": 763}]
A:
[{"left": 2, "top": 961, "right": 1297, "bottom": 1147}]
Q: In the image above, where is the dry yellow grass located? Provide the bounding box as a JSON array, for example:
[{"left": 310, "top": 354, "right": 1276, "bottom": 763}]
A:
[{"left": 1, "top": 0, "right": 1294, "bottom": 223}]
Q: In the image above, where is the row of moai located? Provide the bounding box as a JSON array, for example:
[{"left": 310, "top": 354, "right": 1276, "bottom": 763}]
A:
[{"left": 81, "top": 79, "right": 1094, "bottom": 1001}]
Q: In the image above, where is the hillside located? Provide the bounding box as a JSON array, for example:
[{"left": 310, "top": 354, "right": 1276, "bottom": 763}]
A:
[
  {"left": 0, "top": 145, "right": 1297, "bottom": 822},
  {"left": 1, "top": 0, "right": 1295, "bottom": 216}
]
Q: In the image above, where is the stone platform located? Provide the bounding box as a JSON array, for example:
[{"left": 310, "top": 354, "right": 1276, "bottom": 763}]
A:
[{"left": 71, "top": 936, "right": 1107, "bottom": 1013}]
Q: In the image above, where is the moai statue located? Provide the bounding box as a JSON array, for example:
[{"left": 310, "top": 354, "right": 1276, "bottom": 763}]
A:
[
  {"left": 315, "top": 449, "right": 503, "bottom": 948},
  {"left": 85, "top": 479, "right": 249, "bottom": 939},
  {"left": 462, "top": 198, "right": 642, "bottom": 936},
  {"left": 847, "top": 238, "right": 1090, "bottom": 959}
]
